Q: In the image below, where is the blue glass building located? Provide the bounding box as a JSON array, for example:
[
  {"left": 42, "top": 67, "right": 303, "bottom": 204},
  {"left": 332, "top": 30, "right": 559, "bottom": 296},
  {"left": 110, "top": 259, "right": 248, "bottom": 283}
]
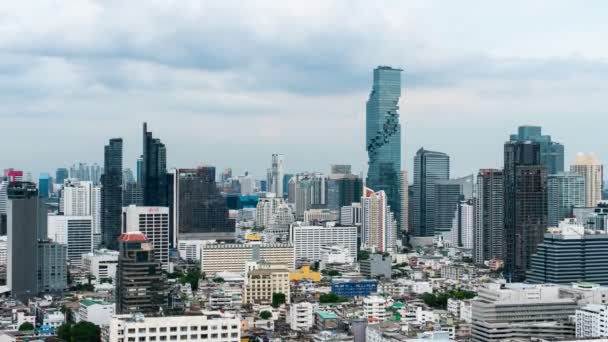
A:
[
  {"left": 366, "top": 66, "right": 402, "bottom": 225},
  {"left": 510, "top": 126, "right": 564, "bottom": 175},
  {"left": 331, "top": 280, "right": 377, "bottom": 297},
  {"left": 38, "top": 173, "right": 50, "bottom": 199}
]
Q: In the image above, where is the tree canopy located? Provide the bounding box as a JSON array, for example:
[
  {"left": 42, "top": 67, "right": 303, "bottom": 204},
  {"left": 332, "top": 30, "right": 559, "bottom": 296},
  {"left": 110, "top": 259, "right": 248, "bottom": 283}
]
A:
[
  {"left": 57, "top": 321, "right": 101, "bottom": 342},
  {"left": 18, "top": 322, "right": 34, "bottom": 331},
  {"left": 319, "top": 293, "right": 348, "bottom": 304},
  {"left": 272, "top": 292, "right": 286, "bottom": 308},
  {"left": 259, "top": 311, "right": 272, "bottom": 320}
]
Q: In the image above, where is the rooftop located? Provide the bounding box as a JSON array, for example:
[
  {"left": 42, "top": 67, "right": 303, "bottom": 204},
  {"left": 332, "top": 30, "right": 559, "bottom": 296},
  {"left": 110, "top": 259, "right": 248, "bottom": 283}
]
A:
[{"left": 119, "top": 232, "right": 148, "bottom": 242}]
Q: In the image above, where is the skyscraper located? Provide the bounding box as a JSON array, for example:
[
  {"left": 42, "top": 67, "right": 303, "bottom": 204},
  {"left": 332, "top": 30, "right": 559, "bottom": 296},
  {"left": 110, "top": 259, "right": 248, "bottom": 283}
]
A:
[
  {"left": 474, "top": 169, "right": 504, "bottom": 266},
  {"left": 171, "top": 167, "right": 235, "bottom": 243},
  {"left": 412, "top": 148, "right": 450, "bottom": 237},
  {"left": 547, "top": 172, "right": 585, "bottom": 227},
  {"left": 47, "top": 214, "right": 93, "bottom": 267},
  {"left": 38, "top": 173, "right": 50, "bottom": 199},
  {"left": 504, "top": 140, "right": 548, "bottom": 282},
  {"left": 55, "top": 168, "right": 69, "bottom": 185},
  {"left": 433, "top": 175, "right": 474, "bottom": 234},
  {"left": 366, "top": 66, "right": 402, "bottom": 228},
  {"left": 570, "top": 153, "right": 603, "bottom": 207},
  {"left": 122, "top": 205, "right": 170, "bottom": 271},
  {"left": 115, "top": 232, "right": 168, "bottom": 315},
  {"left": 327, "top": 166, "right": 363, "bottom": 211},
  {"left": 270, "top": 154, "right": 284, "bottom": 198},
  {"left": 510, "top": 125, "right": 564, "bottom": 174},
  {"left": 400, "top": 171, "right": 408, "bottom": 233},
  {"left": 361, "top": 187, "right": 397, "bottom": 253},
  {"left": 62, "top": 180, "right": 102, "bottom": 246},
  {"left": 450, "top": 199, "right": 474, "bottom": 249},
  {"left": 142, "top": 122, "right": 168, "bottom": 207},
  {"left": 7, "top": 181, "right": 39, "bottom": 301},
  {"left": 101, "top": 138, "right": 123, "bottom": 250}
]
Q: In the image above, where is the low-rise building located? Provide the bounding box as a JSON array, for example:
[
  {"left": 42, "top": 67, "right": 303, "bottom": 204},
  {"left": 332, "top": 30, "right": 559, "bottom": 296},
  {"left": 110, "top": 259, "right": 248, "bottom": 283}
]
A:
[
  {"left": 363, "top": 295, "right": 390, "bottom": 321},
  {"left": 243, "top": 263, "right": 290, "bottom": 305},
  {"left": 289, "top": 302, "right": 315, "bottom": 332},
  {"left": 360, "top": 254, "right": 392, "bottom": 279},
  {"left": 202, "top": 243, "right": 295, "bottom": 275},
  {"left": 75, "top": 299, "right": 115, "bottom": 326},
  {"left": 82, "top": 249, "right": 119, "bottom": 283}
]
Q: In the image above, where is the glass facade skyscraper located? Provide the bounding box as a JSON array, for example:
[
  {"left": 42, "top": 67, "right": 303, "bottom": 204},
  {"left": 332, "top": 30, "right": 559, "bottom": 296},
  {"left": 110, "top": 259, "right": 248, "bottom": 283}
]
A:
[
  {"left": 547, "top": 172, "right": 585, "bottom": 227},
  {"left": 366, "top": 66, "right": 402, "bottom": 226},
  {"left": 412, "top": 148, "right": 450, "bottom": 237},
  {"left": 142, "top": 122, "right": 168, "bottom": 207},
  {"left": 510, "top": 125, "right": 564, "bottom": 175},
  {"left": 101, "top": 138, "right": 123, "bottom": 250}
]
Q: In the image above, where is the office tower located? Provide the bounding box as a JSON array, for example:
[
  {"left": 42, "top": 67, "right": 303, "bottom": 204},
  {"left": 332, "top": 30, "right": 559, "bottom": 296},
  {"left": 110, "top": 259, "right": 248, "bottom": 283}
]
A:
[
  {"left": 412, "top": 148, "right": 450, "bottom": 236},
  {"left": 122, "top": 205, "right": 169, "bottom": 271},
  {"left": 361, "top": 187, "right": 397, "bottom": 253},
  {"left": 122, "top": 169, "right": 135, "bottom": 185},
  {"left": 0, "top": 179, "right": 7, "bottom": 235},
  {"left": 472, "top": 283, "right": 577, "bottom": 341},
  {"left": 474, "top": 169, "right": 504, "bottom": 265},
  {"left": 571, "top": 153, "right": 604, "bottom": 207},
  {"left": 327, "top": 168, "right": 363, "bottom": 211},
  {"left": 115, "top": 232, "right": 168, "bottom": 315},
  {"left": 201, "top": 243, "right": 295, "bottom": 274},
  {"left": 63, "top": 180, "right": 101, "bottom": 247},
  {"left": 340, "top": 203, "right": 362, "bottom": 227},
  {"left": 122, "top": 182, "right": 143, "bottom": 206},
  {"left": 504, "top": 140, "right": 548, "bottom": 282},
  {"left": 547, "top": 172, "right": 585, "bottom": 227},
  {"left": 55, "top": 168, "right": 68, "bottom": 185},
  {"left": 526, "top": 218, "right": 608, "bottom": 285},
  {"left": 290, "top": 223, "right": 358, "bottom": 261},
  {"left": 366, "top": 66, "right": 402, "bottom": 228},
  {"left": 7, "top": 182, "right": 39, "bottom": 301},
  {"left": 243, "top": 262, "right": 290, "bottom": 305},
  {"left": 47, "top": 214, "right": 93, "bottom": 266},
  {"left": 37, "top": 240, "right": 67, "bottom": 293},
  {"left": 171, "top": 167, "right": 235, "bottom": 242},
  {"left": 238, "top": 172, "right": 256, "bottom": 195},
  {"left": 282, "top": 174, "right": 293, "bottom": 198},
  {"left": 221, "top": 168, "right": 232, "bottom": 183},
  {"left": 400, "top": 171, "right": 408, "bottom": 233},
  {"left": 38, "top": 173, "right": 50, "bottom": 199},
  {"left": 450, "top": 199, "right": 474, "bottom": 249},
  {"left": 101, "top": 138, "right": 123, "bottom": 250},
  {"left": 434, "top": 175, "right": 474, "bottom": 234},
  {"left": 260, "top": 180, "right": 268, "bottom": 192},
  {"left": 136, "top": 156, "right": 143, "bottom": 184},
  {"left": 255, "top": 194, "right": 283, "bottom": 228},
  {"left": 510, "top": 125, "right": 564, "bottom": 174},
  {"left": 142, "top": 122, "right": 168, "bottom": 206},
  {"left": 310, "top": 174, "right": 327, "bottom": 207},
  {"left": 4, "top": 169, "right": 23, "bottom": 182},
  {"left": 270, "top": 154, "right": 284, "bottom": 198}
]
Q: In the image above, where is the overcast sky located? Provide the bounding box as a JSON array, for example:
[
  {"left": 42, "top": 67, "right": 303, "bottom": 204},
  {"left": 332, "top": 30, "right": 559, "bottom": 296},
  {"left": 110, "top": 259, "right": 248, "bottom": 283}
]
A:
[{"left": 1, "top": 1, "right": 607, "bottom": 180}]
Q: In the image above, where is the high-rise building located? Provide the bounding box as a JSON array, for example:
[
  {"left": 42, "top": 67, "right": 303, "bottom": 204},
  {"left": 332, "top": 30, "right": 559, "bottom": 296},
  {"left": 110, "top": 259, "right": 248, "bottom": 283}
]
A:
[
  {"left": 37, "top": 240, "right": 67, "bottom": 294},
  {"left": 366, "top": 66, "right": 402, "bottom": 228},
  {"left": 47, "top": 214, "right": 93, "bottom": 266},
  {"left": 412, "top": 148, "right": 450, "bottom": 236},
  {"left": 62, "top": 180, "right": 102, "bottom": 247},
  {"left": 201, "top": 243, "right": 295, "bottom": 274},
  {"left": 122, "top": 182, "right": 143, "bottom": 206},
  {"left": 400, "top": 171, "right": 408, "bottom": 233},
  {"left": 142, "top": 122, "right": 168, "bottom": 207},
  {"left": 474, "top": 169, "right": 504, "bottom": 266},
  {"left": 136, "top": 156, "right": 143, "bottom": 184},
  {"left": 0, "top": 179, "right": 8, "bottom": 235},
  {"left": 504, "top": 140, "right": 548, "bottom": 282},
  {"left": 434, "top": 175, "right": 474, "bottom": 234},
  {"left": 115, "top": 232, "right": 168, "bottom": 315},
  {"left": 101, "top": 138, "right": 123, "bottom": 250},
  {"left": 55, "top": 168, "right": 69, "bottom": 185},
  {"left": 122, "top": 205, "right": 170, "bottom": 271},
  {"left": 327, "top": 167, "right": 363, "bottom": 211},
  {"left": 171, "top": 167, "right": 235, "bottom": 243},
  {"left": 527, "top": 218, "right": 608, "bottom": 285},
  {"left": 547, "top": 172, "right": 585, "bottom": 227},
  {"left": 255, "top": 194, "right": 283, "bottom": 229},
  {"left": 7, "top": 181, "right": 39, "bottom": 301},
  {"left": 361, "top": 187, "right": 397, "bottom": 253},
  {"left": 290, "top": 223, "right": 358, "bottom": 261},
  {"left": 450, "top": 199, "right": 474, "bottom": 249},
  {"left": 576, "top": 304, "right": 608, "bottom": 338},
  {"left": 270, "top": 154, "right": 284, "bottom": 198},
  {"left": 510, "top": 125, "right": 564, "bottom": 174},
  {"left": 38, "top": 173, "right": 50, "bottom": 199},
  {"left": 570, "top": 153, "right": 604, "bottom": 207}
]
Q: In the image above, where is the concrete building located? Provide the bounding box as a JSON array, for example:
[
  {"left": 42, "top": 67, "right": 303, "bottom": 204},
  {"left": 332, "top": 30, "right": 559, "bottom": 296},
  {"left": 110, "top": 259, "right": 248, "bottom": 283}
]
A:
[
  {"left": 37, "top": 240, "right": 67, "bottom": 294},
  {"left": 548, "top": 172, "right": 585, "bottom": 227},
  {"left": 270, "top": 154, "right": 285, "bottom": 198},
  {"left": 360, "top": 254, "right": 392, "bottom": 279},
  {"left": 361, "top": 188, "right": 397, "bottom": 253},
  {"left": 255, "top": 194, "right": 283, "bottom": 228},
  {"left": 400, "top": 170, "right": 408, "bottom": 233},
  {"left": 472, "top": 283, "right": 577, "bottom": 341},
  {"left": 75, "top": 299, "right": 115, "bottom": 326},
  {"left": 412, "top": 148, "right": 450, "bottom": 237},
  {"left": 434, "top": 175, "right": 474, "bottom": 234},
  {"left": 122, "top": 205, "right": 170, "bottom": 271},
  {"left": 289, "top": 302, "right": 314, "bottom": 332},
  {"left": 320, "top": 245, "right": 355, "bottom": 267},
  {"left": 290, "top": 223, "right": 357, "bottom": 261},
  {"left": 242, "top": 262, "right": 290, "bottom": 305},
  {"left": 61, "top": 180, "right": 101, "bottom": 247},
  {"left": 101, "top": 138, "right": 123, "bottom": 250},
  {"left": 450, "top": 199, "right": 474, "bottom": 249},
  {"left": 474, "top": 169, "right": 504, "bottom": 265},
  {"left": 527, "top": 218, "right": 608, "bottom": 285},
  {"left": 47, "top": 214, "right": 93, "bottom": 266},
  {"left": 103, "top": 312, "right": 240, "bottom": 342},
  {"left": 576, "top": 304, "right": 608, "bottom": 338},
  {"left": 340, "top": 203, "right": 361, "bottom": 227},
  {"left": 201, "top": 243, "right": 295, "bottom": 274},
  {"left": 364, "top": 295, "right": 390, "bottom": 322},
  {"left": 82, "top": 249, "right": 119, "bottom": 283},
  {"left": 303, "top": 209, "right": 337, "bottom": 225},
  {"left": 571, "top": 153, "right": 604, "bottom": 207}
]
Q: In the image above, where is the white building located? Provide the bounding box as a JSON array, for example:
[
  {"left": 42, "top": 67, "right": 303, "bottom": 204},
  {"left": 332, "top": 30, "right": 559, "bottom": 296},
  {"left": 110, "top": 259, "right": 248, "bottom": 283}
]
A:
[
  {"left": 201, "top": 243, "right": 295, "bottom": 275},
  {"left": 576, "top": 304, "right": 608, "bottom": 338},
  {"left": 0, "top": 236, "right": 6, "bottom": 267},
  {"left": 320, "top": 245, "right": 355, "bottom": 266},
  {"left": 270, "top": 154, "right": 285, "bottom": 198},
  {"left": 255, "top": 194, "right": 283, "bottom": 228},
  {"left": 304, "top": 209, "right": 337, "bottom": 225},
  {"left": 238, "top": 174, "right": 256, "bottom": 195},
  {"left": 47, "top": 214, "right": 93, "bottom": 266},
  {"left": 363, "top": 295, "right": 390, "bottom": 321},
  {"left": 400, "top": 170, "right": 408, "bottom": 233},
  {"left": 415, "top": 306, "right": 434, "bottom": 324},
  {"left": 571, "top": 153, "right": 604, "bottom": 207},
  {"left": 361, "top": 188, "right": 397, "bottom": 253},
  {"left": 82, "top": 249, "right": 119, "bottom": 282},
  {"left": 340, "top": 203, "right": 361, "bottom": 227},
  {"left": 290, "top": 223, "right": 357, "bottom": 261},
  {"left": 289, "top": 302, "right": 315, "bottom": 332},
  {"left": 412, "top": 281, "right": 432, "bottom": 295},
  {"left": 122, "top": 205, "right": 170, "bottom": 271},
  {"left": 450, "top": 200, "right": 474, "bottom": 249},
  {"left": 61, "top": 180, "right": 102, "bottom": 247},
  {"left": 76, "top": 299, "right": 115, "bottom": 326},
  {"left": 103, "top": 312, "right": 241, "bottom": 342},
  {"left": 177, "top": 239, "right": 209, "bottom": 262}
]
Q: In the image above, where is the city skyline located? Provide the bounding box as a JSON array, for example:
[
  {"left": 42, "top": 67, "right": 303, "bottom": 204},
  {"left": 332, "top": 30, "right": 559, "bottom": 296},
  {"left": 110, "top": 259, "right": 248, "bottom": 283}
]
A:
[{"left": 2, "top": 2, "right": 608, "bottom": 179}]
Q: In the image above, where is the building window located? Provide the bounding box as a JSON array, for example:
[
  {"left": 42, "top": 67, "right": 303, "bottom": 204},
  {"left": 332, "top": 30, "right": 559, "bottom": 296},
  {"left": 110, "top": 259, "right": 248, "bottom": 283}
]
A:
[
  {"left": 170, "top": 327, "right": 177, "bottom": 332},
  {"left": 160, "top": 328, "right": 167, "bottom": 332},
  {"left": 180, "top": 327, "right": 187, "bottom": 332}
]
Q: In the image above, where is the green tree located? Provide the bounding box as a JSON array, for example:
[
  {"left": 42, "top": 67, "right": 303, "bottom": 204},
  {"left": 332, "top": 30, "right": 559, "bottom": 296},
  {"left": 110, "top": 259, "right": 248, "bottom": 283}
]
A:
[
  {"left": 272, "top": 292, "right": 286, "bottom": 308},
  {"left": 259, "top": 311, "right": 272, "bottom": 320},
  {"left": 212, "top": 277, "right": 225, "bottom": 283},
  {"left": 70, "top": 321, "right": 101, "bottom": 342},
  {"left": 319, "top": 293, "right": 348, "bottom": 304},
  {"left": 18, "top": 322, "right": 34, "bottom": 331},
  {"left": 57, "top": 323, "right": 72, "bottom": 341},
  {"left": 357, "top": 250, "right": 370, "bottom": 261},
  {"left": 327, "top": 270, "right": 341, "bottom": 277}
]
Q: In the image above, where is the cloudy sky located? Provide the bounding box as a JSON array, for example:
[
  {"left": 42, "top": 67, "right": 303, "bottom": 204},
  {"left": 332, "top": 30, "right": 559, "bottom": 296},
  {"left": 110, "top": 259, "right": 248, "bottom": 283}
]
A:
[{"left": 1, "top": 1, "right": 607, "bottom": 180}]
